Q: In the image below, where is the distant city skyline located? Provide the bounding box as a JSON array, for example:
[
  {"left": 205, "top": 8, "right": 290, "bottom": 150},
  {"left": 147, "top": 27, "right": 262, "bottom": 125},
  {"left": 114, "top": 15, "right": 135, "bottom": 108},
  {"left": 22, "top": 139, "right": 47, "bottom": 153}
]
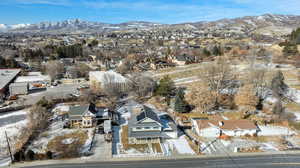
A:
[{"left": 0, "top": 0, "right": 300, "bottom": 24}]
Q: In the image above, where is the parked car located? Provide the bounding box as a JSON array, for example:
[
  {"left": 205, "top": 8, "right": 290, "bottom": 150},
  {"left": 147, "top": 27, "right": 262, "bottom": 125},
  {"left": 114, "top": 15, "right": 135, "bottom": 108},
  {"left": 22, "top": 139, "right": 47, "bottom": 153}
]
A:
[{"left": 8, "top": 95, "right": 18, "bottom": 100}]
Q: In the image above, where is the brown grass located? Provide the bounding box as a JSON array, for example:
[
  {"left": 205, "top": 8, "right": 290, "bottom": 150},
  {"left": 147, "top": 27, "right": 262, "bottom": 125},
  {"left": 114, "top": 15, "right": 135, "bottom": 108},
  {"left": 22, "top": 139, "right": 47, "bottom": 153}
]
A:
[
  {"left": 121, "top": 126, "right": 148, "bottom": 153},
  {"left": 290, "top": 85, "right": 300, "bottom": 90},
  {"left": 285, "top": 102, "right": 300, "bottom": 111},
  {"left": 223, "top": 111, "right": 244, "bottom": 120},
  {"left": 176, "top": 112, "right": 209, "bottom": 119},
  {"left": 47, "top": 130, "right": 88, "bottom": 158},
  {"left": 184, "top": 136, "right": 201, "bottom": 155},
  {"left": 152, "top": 143, "right": 162, "bottom": 153}
]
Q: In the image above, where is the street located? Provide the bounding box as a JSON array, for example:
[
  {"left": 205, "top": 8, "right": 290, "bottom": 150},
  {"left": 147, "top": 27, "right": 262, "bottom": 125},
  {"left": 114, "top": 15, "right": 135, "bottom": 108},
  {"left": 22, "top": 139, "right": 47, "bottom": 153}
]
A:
[{"left": 21, "top": 154, "right": 300, "bottom": 168}]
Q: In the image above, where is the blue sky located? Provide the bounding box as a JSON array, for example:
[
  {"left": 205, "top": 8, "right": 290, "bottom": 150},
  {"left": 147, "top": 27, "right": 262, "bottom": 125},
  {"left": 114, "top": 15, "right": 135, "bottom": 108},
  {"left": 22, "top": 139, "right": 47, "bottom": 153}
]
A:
[{"left": 1, "top": 0, "right": 300, "bottom": 24}]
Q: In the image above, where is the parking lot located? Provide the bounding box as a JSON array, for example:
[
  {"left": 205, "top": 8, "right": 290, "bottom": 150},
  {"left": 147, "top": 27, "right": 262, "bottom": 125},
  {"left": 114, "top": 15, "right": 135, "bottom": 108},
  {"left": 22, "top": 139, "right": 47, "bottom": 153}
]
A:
[{"left": 20, "top": 84, "right": 81, "bottom": 106}]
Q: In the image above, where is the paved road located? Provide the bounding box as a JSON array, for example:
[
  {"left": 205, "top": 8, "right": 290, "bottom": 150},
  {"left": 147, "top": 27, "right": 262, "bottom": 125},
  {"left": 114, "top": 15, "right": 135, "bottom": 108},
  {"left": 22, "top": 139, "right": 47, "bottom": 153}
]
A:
[{"left": 22, "top": 154, "right": 300, "bottom": 168}]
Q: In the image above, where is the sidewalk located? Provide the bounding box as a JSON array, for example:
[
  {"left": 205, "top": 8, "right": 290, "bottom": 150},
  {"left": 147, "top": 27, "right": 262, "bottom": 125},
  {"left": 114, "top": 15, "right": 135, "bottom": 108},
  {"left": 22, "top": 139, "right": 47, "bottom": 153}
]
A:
[{"left": 10, "top": 150, "right": 300, "bottom": 168}]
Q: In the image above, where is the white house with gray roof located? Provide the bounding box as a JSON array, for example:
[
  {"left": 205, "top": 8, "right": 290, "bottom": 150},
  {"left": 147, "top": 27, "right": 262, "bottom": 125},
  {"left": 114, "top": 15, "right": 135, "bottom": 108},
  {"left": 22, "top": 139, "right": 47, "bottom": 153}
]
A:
[{"left": 128, "top": 105, "right": 178, "bottom": 144}]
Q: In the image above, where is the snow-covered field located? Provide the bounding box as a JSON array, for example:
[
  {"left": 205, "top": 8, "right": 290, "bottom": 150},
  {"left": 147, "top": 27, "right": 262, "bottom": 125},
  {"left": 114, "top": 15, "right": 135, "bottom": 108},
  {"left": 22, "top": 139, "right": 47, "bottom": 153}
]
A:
[{"left": 0, "top": 109, "right": 29, "bottom": 158}]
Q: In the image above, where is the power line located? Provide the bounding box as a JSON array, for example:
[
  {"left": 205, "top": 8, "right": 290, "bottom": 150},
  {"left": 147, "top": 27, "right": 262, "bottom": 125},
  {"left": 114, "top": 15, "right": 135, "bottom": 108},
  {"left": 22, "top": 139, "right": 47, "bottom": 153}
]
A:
[
  {"left": 5, "top": 130, "right": 13, "bottom": 163},
  {"left": 214, "top": 139, "right": 241, "bottom": 168}
]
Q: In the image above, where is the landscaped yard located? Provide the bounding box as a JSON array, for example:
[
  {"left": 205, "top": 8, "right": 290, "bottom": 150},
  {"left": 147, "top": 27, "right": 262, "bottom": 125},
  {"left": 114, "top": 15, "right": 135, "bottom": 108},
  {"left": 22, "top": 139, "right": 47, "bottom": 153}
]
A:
[{"left": 121, "top": 125, "right": 162, "bottom": 154}]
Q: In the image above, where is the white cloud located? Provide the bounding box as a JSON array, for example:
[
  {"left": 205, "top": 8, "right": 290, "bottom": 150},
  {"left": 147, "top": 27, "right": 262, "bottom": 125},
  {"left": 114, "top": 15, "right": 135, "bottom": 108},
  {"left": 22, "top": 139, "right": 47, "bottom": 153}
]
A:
[{"left": 0, "top": 0, "right": 71, "bottom": 6}]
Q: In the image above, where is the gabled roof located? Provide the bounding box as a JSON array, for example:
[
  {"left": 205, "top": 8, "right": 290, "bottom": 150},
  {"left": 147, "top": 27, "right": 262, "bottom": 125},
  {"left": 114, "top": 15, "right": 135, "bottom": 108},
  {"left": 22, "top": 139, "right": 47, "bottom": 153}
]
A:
[
  {"left": 136, "top": 105, "right": 161, "bottom": 124},
  {"left": 69, "top": 103, "right": 97, "bottom": 119},
  {"left": 69, "top": 105, "right": 89, "bottom": 116},
  {"left": 195, "top": 119, "right": 257, "bottom": 131}
]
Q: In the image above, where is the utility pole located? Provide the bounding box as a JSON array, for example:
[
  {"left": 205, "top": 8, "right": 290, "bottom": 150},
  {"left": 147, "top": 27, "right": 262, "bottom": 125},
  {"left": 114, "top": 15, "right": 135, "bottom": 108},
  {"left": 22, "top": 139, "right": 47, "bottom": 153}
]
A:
[{"left": 5, "top": 131, "right": 13, "bottom": 163}]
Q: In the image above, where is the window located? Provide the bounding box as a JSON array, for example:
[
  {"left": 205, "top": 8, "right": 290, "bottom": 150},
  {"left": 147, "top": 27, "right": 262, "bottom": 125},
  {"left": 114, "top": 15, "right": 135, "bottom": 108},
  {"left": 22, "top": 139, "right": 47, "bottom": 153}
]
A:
[
  {"left": 136, "top": 127, "right": 142, "bottom": 130},
  {"left": 153, "top": 127, "right": 159, "bottom": 129},
  {"left": 144, "top": 127, "right": 150, "bottom": 129}
]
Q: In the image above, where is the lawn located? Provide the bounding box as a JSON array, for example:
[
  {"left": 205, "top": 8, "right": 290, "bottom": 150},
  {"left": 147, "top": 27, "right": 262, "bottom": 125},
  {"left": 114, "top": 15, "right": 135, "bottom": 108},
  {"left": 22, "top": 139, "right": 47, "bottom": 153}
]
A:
[
  {"left": 121, "top": 126, "right": 148, "bottom": 153},
  {"left": 285, "top": 102, "right": 300, "bottom": 111},
  {"left": 152, "top": 143, "right": 162, "bottom": 153}
]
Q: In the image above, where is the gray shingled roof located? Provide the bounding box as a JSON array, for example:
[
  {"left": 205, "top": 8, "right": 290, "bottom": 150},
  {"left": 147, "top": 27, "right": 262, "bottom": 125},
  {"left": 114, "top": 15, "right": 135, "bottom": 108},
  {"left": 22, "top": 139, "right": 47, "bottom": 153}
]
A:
[{"left": 69, "top": 105, "right": 89, "bottom": 116}]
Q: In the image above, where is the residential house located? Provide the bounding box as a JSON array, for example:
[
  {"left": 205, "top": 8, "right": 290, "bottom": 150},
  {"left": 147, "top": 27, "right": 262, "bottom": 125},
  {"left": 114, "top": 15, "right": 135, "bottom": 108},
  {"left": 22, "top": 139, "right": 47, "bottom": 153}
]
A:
[
  {"left": 67, "top": 103, "right": 111, "bottom": 128},
  {"left": 128, "top": 105, "right": 177, "bottom": 144},
  {"left": 191, "top": 118, "right": 258, "bottom": 138},
  {"left": 171, "top": 54, "right": 196, "bottom": 66}
]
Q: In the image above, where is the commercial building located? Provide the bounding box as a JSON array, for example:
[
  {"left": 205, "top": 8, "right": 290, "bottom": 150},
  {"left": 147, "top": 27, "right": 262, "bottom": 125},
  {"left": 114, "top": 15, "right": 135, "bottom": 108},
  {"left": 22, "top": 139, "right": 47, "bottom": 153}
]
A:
[
  {"left": 9, "top": 82, "right": 29, "bottom": 96},
  {"left": 0, "top": 69, "right": 21, "bottom": 99},
  {"left": 15, "top": 72, "right": 51, "bottom": 86}
]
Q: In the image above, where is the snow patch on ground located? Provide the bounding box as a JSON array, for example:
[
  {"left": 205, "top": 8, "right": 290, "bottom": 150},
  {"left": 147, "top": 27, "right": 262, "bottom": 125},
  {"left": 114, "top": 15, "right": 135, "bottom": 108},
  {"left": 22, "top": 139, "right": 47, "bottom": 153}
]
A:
[
  {"left": 292, "top": 112, "right": 300, "bottom": 121},
  {"left": 62, "top": 138, "right": 74, "bottom": 145},
  {"left": 80, "top": 128, "right": 94, "bottom": 154},
  {"left": 286, "top": 88, "right": 300, "bottom": 103},
  {"left": 260, "top": 142, "right": 279, "bottom": 152},
  {"left": 258, "top": 125, "right": 296, "bottom": 136},
  {"left": 0, "top": 110, "right": 27, "bottom": 119},
  {"left": 52, "top": 104, "right": 70, "bottom": 113},
  {"left": 0, "top": 109, "right": 29, "bottom": 158}
]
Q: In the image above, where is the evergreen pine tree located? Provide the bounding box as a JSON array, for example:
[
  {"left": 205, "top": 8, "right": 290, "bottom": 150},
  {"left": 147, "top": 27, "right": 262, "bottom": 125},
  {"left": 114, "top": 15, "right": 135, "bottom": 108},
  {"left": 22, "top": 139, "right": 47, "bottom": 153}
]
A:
[
  {"left": 155, "top": 76, "right": 175, "bottom": 98},
  {"left": 174, "top": 88, "right": 189, "bottom": 113}
]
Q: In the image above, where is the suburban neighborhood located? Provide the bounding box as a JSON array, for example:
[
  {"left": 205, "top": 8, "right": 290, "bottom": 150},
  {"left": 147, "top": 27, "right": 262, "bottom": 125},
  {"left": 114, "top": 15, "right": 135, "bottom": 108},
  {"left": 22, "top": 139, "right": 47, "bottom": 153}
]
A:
[{"left": 0, "top": 5, "right": 300, "bottom": 168}]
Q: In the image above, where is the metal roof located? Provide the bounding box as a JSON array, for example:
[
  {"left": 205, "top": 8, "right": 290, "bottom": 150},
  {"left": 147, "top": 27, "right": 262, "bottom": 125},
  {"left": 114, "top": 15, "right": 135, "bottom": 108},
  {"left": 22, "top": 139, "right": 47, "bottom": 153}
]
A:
[
  {"left": 9, "top": 82, "right": 28, "bottom": 87},
  {"left": 0, "top": 69, "right": 21, "bottom": 90}
]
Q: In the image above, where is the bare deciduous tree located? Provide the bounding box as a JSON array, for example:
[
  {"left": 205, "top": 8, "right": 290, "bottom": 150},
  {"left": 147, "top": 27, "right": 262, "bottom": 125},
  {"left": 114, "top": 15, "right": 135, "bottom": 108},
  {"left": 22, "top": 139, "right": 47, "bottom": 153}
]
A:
[
  {"left": 27, "top": 104, "right": 50, "bottom": 137},
  {"left": 129, "top": 73, "right": 156, "bottom": 98},
  {"left": 247, "top": 68, "right": 268, "bottom": 99},
  {"left": 199, "top": 57, "right": 236, "bottom": 109},
  {"left": 234, "top": 84, "right": 259, "bottom": 112},
  {"left": 45, "top": 60, "right": 64, "bottom": 81}
]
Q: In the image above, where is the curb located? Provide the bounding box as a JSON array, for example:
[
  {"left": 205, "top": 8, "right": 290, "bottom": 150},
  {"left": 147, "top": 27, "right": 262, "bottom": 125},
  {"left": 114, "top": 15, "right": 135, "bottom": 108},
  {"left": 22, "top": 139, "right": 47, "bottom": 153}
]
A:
[{"left": 10, "top": 150, "right": 300, "bottom": 168}]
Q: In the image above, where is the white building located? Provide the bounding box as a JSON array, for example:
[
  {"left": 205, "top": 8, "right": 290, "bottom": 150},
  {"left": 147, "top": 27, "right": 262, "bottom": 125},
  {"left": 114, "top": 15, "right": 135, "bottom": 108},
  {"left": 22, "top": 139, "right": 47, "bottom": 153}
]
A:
[
  {"left": 15, "top": 72, "right": 51, "bottom": 85},
  {"left": 191, "top": 119, "right": 258, "bottom": 138},
  {"left": 89, "top": 71, "right": 130, "bottom": 92}
]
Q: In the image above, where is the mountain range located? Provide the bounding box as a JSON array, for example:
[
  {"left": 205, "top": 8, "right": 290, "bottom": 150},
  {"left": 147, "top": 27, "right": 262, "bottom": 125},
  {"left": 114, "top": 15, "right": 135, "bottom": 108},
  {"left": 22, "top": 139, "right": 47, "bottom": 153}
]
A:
[{"left": 1, "top": 14, "right": 300, "bottom": 36}]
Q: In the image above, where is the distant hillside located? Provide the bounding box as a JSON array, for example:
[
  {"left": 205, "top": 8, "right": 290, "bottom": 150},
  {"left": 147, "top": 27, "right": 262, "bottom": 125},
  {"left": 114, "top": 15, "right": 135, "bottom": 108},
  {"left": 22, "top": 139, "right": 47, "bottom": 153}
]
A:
[{"left": 1, "top": 14, "right": 300, "bottom": 36}]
